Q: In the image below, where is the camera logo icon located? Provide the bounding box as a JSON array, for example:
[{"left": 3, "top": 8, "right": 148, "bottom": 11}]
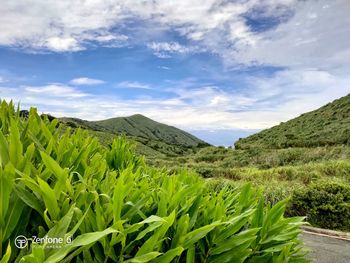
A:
[{"left": 14, "top": 235, "right": 28, "bottom": 249}]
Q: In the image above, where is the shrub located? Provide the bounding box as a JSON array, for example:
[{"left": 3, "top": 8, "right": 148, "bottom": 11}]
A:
[
  {"left": 287, "top": 181, "right": 350, "bottom": 231},
  {"left": 0, "top": 101, "right": 308, "bottom": 262}
]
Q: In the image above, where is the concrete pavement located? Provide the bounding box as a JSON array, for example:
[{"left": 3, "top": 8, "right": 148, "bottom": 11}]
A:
[{"left": 301, "top": 232, "right": 350, "bottom": 263}]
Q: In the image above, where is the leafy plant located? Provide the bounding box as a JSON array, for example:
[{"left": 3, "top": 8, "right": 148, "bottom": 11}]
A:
[
  {"left": 287, "top": 181, "right": 350, "bottom": 231},
  {"left": 0, "top": 101, "right": 308, "bottom": 262}
]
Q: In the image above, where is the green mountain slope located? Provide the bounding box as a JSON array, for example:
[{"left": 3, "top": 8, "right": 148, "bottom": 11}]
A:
[
  {"left": 235, "top": 94, "right": 350, "bottom": 149},
  {"left": 60, "top": 114, "right": 209, "bottom": 157},
  {"left": 90, "top": 114, "right": 208, "bottom": 147}
]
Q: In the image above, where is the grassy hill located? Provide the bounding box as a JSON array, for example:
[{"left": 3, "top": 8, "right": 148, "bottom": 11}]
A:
[
  {"left": 235, "top": 94, "right": 350, "bottom": 149},
  {"left": 91, "top": 114, "right": 208, "bottom": 147},
  {"left": 60, "top": 114, "right": 209, "bottom": 157}
]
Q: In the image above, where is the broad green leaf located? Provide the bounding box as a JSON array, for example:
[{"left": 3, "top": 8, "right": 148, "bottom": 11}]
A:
[
  {"left": 214, "top": 209, "right": 255, "bottom": 244},
  {"left": 0, "top": 165, "right": 14, "bottom": 225},
  {"left": 9, "top": 120, "right": 23, "bottom": 165},
  {"left": 125, "top": 252, "right": 162, "bottom": 263},
  {"left": 45, "top": 227, "right": 118, "bottom": 263},
  {"left": 40, "top": 151, "right": 65, "bottom": 178},
  {"left": 37, "top": 177, "right": 59, "bottom": 220},
  {"left": 208, "top": 248, "right": 252, "bottom": 263},
  {"left": 0, "top": 242, "right": 11, "bottom": 263},
  {"left": 183, "top": 222, "right": 221, "bottom": 248},
  {"left": 14, "top": 184, "right": 44, "bottom": 216},
  {"left": 210, "top": 228, "right": 259, "bottom": 255},
  {"left": 0, "top": 131, "right": 9, "bottom": 167},
  {"left": 3, "top": 195, "right": 26, "bottom": 240},
  {"left": 136, "top": 212, "right": 176, "bottom": 256},
  {"left": 150, "top": 247, "right": 184, "bottom": 263},
  {"left": 186, "top": 246, "right": 195, "bottom": 263}
]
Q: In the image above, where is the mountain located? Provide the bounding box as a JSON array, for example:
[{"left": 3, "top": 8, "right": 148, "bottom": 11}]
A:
[
  {"left": 235, "top": 94, "right": 350, "bottom": 149},
  {"left": 60, "top": 114, "right": 209, "bottom": 150},
  {"left": 90, "top": 114, "right": 208, "bottom": 147}
]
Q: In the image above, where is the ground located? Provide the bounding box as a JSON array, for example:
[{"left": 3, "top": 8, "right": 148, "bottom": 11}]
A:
[{"left": 301, "top": 232, "right": 350, "bottom": 263}]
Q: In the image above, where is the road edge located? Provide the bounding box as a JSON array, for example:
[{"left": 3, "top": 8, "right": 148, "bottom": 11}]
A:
[{"left": 302, "top": 226, "right": 350, "bottom": 241}]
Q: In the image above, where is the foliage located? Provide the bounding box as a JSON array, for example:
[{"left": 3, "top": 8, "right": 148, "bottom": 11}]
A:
[
  {"left": 0, "top": 101, "right": 308, "bottom": 262},
  {"left": 235, "top": 93, "right": 350, "bottom": 149},
  {"left": 148, "top": 145, "right": 350, "bottom": 170},
  {"left": 60, "top": 119, "right": 205, "bottom": 158},
  {"left": 148, "top": 144, "right": 350, "bottom": 230},
  {"left": 287, "top": 181, "right": 350, "bottom": 231},
  {"left": 61, "top": 114, "right": 209, "bottom": 149}
]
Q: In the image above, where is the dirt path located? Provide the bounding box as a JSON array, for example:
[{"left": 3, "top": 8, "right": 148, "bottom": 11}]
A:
[{"left": 301, "top": 232, "right": 350, "bottom": 263}]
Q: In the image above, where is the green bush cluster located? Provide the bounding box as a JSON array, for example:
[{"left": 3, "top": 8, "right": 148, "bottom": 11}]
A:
[
  {"left": 0, "top": 101, "right": 308, "bottom": 262},
  {"left": 149, "top": 144, "right": 350, "bottom": 173},
  {"left": 287, "top": 182, "right": 350, "bottom": 231},
  {"left": 148, "top": 143, "right": 350, "bottom": 231}
]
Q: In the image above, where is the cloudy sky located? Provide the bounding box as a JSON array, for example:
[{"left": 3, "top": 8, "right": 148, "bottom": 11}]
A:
[{"left": 0, "top": 0, "right": 349, "bottom": 145}]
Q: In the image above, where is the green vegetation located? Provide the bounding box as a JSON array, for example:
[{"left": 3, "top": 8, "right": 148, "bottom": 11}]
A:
[
  {"left": 54, "top": 94, "right": 350, "bottom": 232},
  {"left": 143, "top": 94, "right": 350, "bottom": 231},
  {"left": 235, "top": 94, "right": 350, "bottom": 149},
  {"left": 149, "top": 145, "right": 350, "bottom": 169},
  {"left": 147, "top": 143, "right": 350, "bottom": 231},
  {"left": 0, "top": 101, "right": 308, "bottom": 262},
  {"left": 287, "top": 181, "right": 350, "bottom": 231},
  {"left": 61, "top": 114, "right": 209, "bottom": 150},
  {"left": 93, "top": 114, "right": 207, "bottom": 147},
  {"left": 58, "top": 114, "right": 209, "bottom": 158}
]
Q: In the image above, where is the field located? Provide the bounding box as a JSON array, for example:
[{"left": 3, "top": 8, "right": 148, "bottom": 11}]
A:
[{"left": 0, "top": 102, "right": 309, "bottom": 262}]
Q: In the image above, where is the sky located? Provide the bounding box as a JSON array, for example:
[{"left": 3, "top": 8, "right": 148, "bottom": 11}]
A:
[{"left": 0, "top": 0, "right": 350, "bottom": 146}]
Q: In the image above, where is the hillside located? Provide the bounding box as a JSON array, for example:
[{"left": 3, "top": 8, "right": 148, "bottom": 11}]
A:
[
  {"left": 90, "top": 114, "right": 207, "bottom": 147},
  {"left": 235, "top": 94, "right": 350, "bottom": 149},
  {"left": 60, "top": 114, "right": 209, "bottom": 156}
]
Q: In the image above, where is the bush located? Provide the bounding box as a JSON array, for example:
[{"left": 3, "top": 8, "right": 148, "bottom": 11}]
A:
[
  {"left": 0, "top": 101, "right": 308, "bottom": 262},
  {"left": 287, "top": 181, "right": 350, "bottom": 231}
]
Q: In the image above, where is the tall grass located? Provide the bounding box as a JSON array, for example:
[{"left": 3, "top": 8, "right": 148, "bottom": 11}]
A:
[{"left": 0, "top": 101, "right": 308, "bottom": 262}]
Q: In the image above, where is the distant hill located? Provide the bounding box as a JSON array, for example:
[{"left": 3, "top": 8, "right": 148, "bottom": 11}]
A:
[
  {"left": 60, "top": 114, "right": 209, "bottom": 149},
  {"left": 235, "top": 94, "right": 350, "bottom": 149},
  {"left": 92, "top": 114, "right": 208, "bottom": 147}
]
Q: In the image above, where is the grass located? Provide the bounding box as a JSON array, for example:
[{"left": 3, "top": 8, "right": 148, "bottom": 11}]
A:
[
  {"left": 147, "top": 145, "right": 350, "bottom": 231},
  {"left": 235, "top": 93, "right": 350, "bottom": 149},
  {"left": 60, "top": 119, "right": 205, "bottom": 158},
  {"left": 61, "top": 114, "right": 209, "bottom": 149}
]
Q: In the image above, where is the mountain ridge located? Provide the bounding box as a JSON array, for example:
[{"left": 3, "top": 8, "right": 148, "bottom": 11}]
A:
[
  {"left": 235, "top": 93, "right": 350, "bottom": 149},
  {"left": 60, "top": 113, "right": 209, "bottom": 148}
]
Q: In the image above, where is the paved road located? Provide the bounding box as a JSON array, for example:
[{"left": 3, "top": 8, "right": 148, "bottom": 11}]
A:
[{"left": 301, "top": 232, "right": 350, "bottom": 263}]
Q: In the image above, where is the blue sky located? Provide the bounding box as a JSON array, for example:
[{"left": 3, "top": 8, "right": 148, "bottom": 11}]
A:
[{"left": 0, "top": 0, "right": 350, "bottom": 146}]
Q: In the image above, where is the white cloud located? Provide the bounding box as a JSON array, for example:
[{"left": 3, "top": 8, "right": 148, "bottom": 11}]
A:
[
  {"left": 46, "top": 37, "right": 82, "bottom": 52},
  {"left": 70, "top": 77, "right": 105, "bottom": 85},
  {"left": 2, "top": 69, "right": 349, "bottom": 131},
  {"left": 1, "top": 0, "right": 349, "bottom": 73},
  {"left": 1, "top": 0, "right": 350, "bottom": 134},
  {"left": 0, "top": 77, "right": 6, "bottom": 83},
  {"left": 0, "top": 0, "right": 126, "bottom": 52},
  {"left": 231, "top": 0, "right": 350, "bottom": 72},
  {"left": 158, "top": 66, "right": 170, "bottom": 70},
  {"left": 0, "top": 0, "right": 293, "bottom": 53},
  {"left": 22, "top": 84, "right": 88, "bottom": 98},
  {"left": 117, "top": 81, "right": 153, "bottom": 90},
  {"left": 147, "top": 41, "right": 203, "bottom": 58}
]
